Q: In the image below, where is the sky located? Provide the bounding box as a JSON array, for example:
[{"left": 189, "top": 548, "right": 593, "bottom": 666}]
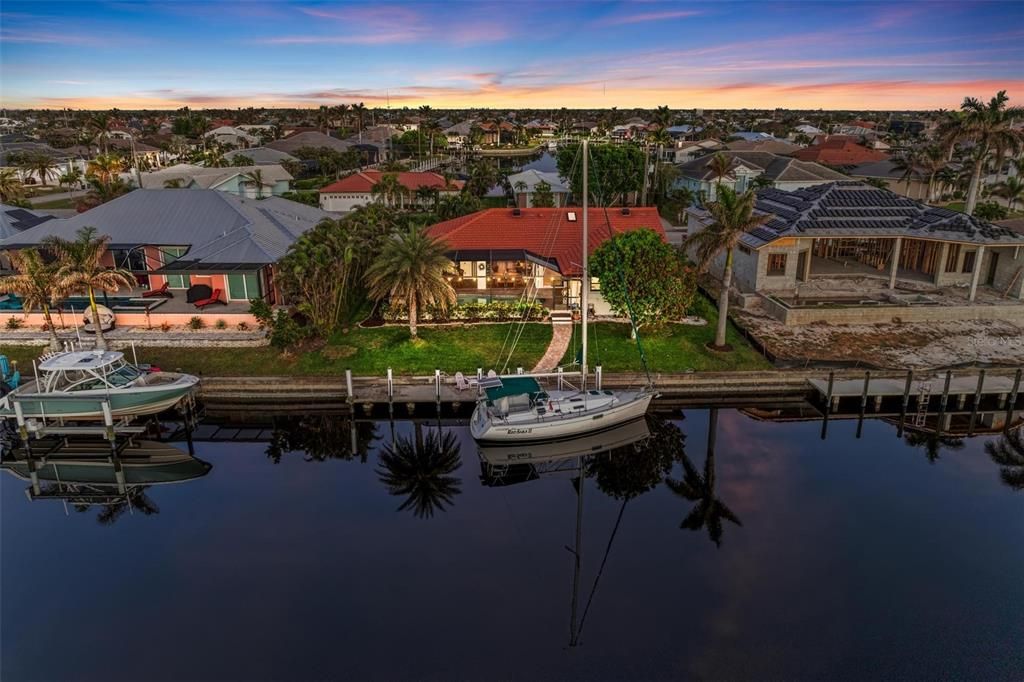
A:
[{"left": 1, "top": 0, "right": 1022, "bottom": 111}]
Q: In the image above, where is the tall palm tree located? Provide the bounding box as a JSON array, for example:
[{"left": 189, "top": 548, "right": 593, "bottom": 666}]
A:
[
  {"left": 365, "top": 226, "right": 456, "bottom": 339},
  {"left": 0, "top": 168, "right": 25, "bottom": 202},
  {"left": 665, "top": 408, "right": 741, "bottom": 547},
  {"left": 43, "top": 227, "right": 136, "bottom": 350},
  {"left": 59, "top": 168, "right": 83, "bottom": 197},
  {"left": 376, "top": 426, "right": 461, "bottom": 518},
  {"left": 916, "top": 145, "right": 947, "bottom": 203},
  {"left": 352, "top": 102, "right": 367, "bottom": 135},
  {"left": 370, "top": 173, "right": 407, "bottom": 207},
  {"left": 86, "top": 153, "right": 124, "bottom": 184},
  {"left": 20, "top": 152, "right": 58, "bottom": 187},
  {"left": 994, "top": 175, "right": 1024, "bottom": 211},
  {"left": 241, "top": 169, "right": 267, "bottom": 198},
  {"left": 707, "top": 152, "right": 733, "bottom": 198},
  {"left": 943, "top": 91, "right": 1024, "bottom": 215},
  {"left": 684, "top": 186, "right": 770, "bottom": 349},
  {"left": 984, "top": 427, "right": 1024, "bottom": 491},
  {"left": 76, "top": 175, "right": 132, "bottom": 211},
  {"left": 0, "top": 249, "right": 65, "bottom": 350},
  {"left": 892, "top": 150, "right": 923, "bottom": 195},
  {"left": 88, "top": 112, "right": 114, "bottom": 154}
]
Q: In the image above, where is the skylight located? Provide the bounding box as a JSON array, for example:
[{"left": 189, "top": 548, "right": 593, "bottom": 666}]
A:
[{"left": 567, "top": 212, "right": 577, "bottom": 222}]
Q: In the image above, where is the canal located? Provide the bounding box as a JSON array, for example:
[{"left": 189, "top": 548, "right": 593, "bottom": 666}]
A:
[{"left": 2, "top": 408, "right": 1022, "bottom": 680}]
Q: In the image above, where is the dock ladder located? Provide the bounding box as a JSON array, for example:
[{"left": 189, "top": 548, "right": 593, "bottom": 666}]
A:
[{"left": 914, "top": 380, "right": 932, "bottom": 427}]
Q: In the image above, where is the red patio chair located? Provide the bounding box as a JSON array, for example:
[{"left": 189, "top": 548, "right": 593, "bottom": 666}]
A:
[
  {"left": 142, "top": 282, "right": 172, "bottom": 298},
  {"left": 193, "top": 288, "right": 226, "bottom": 309}
]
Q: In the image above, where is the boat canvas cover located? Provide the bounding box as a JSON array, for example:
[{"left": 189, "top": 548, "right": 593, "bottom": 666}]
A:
[{"left": 484, "top": 376, "right": 542, "bottom": 402}]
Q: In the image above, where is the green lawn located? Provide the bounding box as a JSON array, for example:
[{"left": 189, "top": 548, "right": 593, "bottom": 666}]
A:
[
  {"left": 560, "top": 297, "right": 770, "bottom": 372},
  {"left": 1, "top": 323, "right": 552, "bottom": 378},
  {"left": 32, "top": 198, "right": 76, "bottom": 209}
]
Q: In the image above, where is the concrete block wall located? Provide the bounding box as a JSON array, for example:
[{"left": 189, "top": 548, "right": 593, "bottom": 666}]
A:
[{"left": 764, "top": 298, "right": 1024, "bottom": 326}]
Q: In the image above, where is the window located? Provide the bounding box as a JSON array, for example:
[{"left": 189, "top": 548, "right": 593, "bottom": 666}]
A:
[
  {"left": 945, "top": 244, "right": 961, "bottom": 273},
  {"left": 961, "top": 250, "right": 976, "bottom": 274},
  {"left": 767, "top": 253, "right": 787, "bottom": 276},
  {"left": 738, "top": 244, "right": 752, "bottom": 255},
  {"left": 162, "top": 247, "right": 190, "bottom": 289},
  {"left": 590, "top": 277, "right": 600, "bottom": 291},
  {"left": 227, "top": 272, "right": 261, "bottom": 301}
]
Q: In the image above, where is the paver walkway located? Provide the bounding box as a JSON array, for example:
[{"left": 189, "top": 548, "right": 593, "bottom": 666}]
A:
[{"left": 532, "top": 323, "right": 573, "bottom": 372}]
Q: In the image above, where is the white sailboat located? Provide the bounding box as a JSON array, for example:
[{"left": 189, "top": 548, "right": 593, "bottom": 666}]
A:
[{"left": 470, "top": 139, "right": 655, "bottom": 443}]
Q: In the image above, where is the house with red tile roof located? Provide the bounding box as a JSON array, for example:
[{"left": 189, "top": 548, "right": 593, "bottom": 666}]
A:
[
  {"left": 791, "top": 136, "right": 889, "bottom": 166},
  {"left": 427, "top": 207, "right": 666, "bottom": 313},
  {"left": 319, "top": 171, "right": 464, "bottom": 211}
]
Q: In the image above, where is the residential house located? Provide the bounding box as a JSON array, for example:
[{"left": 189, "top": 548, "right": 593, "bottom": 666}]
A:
[
  {"left": 318, "top": 171, "right": 463, "bottom": 212},
  {"left": 730, "top": 132, "right": 777, "bottom": 143},
  {"left": 506, "top": 169, "right": 570, "bottom": 208},
  {"left": 444, "top": 120, "right": 476, "bottom": 149},
  {"left": 266, "top": 131, "right": 353, "bottom": 155},
  {"left": 525, "top": 120, "right": 557, "bottom": 138},
  {"left": 669, "top": 139, "right": 725, "bottom": 164},
  {"left": 224, "top": 147, "right": 298, "bottom": 166},
  {"left": 676, "top": 151, "right": 848, "bottom": 201},
  {"left": 793, "top": 124, "right": 824, "bottom": 136},
  {"left": 0, "top": 204, "right": 54, "bottom": 271},
  {"left": 665, "top": 125, "right": 703, "bottom": 140},
  {"left": 136, "top": 163, "right": 293, "bottom": 198},
  {"left": 206, "top": 126, "right": 260, "bottom": 148},
  {"left": 571, "top": 120, "right": 599, "bottom": 136},
  {"left": 0, "top": 190, "right": 333, "bottom": 327},
  {"left": 477, "top": 121, "right": 517, "bottom": 146},
  {"left": 848, "top": 159, "right": 931, "bottom": 200},
  {"left": 0, "top": 142, "right": 86, "bottom": 185},
  {"left": 427, "top": 207, "right": 666, "bottom": 313},
  {"left": 791, "top": 135, "right": 889, "bottom": 166},
  {"left": 725, "top": 138, "right": 803, "bottom": 155},
  {"left": 684, "top": 182, "right": 1024, "bottom": 325}
]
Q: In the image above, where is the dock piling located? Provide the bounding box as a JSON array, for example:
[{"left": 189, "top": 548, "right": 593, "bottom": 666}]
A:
[
  {"left": 434, "top": 369, "right": 441, "bottom": 403},
  {"left": 856, "top": 371, "right": 870, "bottom": 439},
  {"left": 968, "top": 369, "right": 985, "bottom": 437},
  {"left": 345, "top": 368, "right": 353, "bottom": 403},
  {"left": 820, "top": 370, "right": 835, "bottom": 440},
  {"left": 937, "top": 371, "right": 953, "bottom": 437},
  {"left": 897, "top": 370, "right": 913, "bottom": 437},
  {"left": 1005, "top": 368, "right": 1022, "bottom": 430},
  {"left": 596, "top": 365, "right": 602, "bottom": 390}
]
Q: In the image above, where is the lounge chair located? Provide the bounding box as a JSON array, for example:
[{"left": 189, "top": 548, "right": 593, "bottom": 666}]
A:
[
  {"left": 142, "top": 282, "right": 172, "bottom": 298},
  {"left": 454, "top": 371, "right": 478, "bottom": 391},
  {"left": 193, "top": 289, "right": 225, "bottom": 309},
  {"left": 487, "top": 369, "right": 498, "bottom": 378}
]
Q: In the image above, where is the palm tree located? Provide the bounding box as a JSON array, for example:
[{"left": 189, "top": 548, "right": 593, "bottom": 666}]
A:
[
  {"left": 20, "top": 152, "right": 58, "bottom": 187},
  {"left": 707, "top": 152, "right": 733, "bottom": 198},
  {"left": 902, "top": 429, "right": 964, "bottom": 464},
  {"left": 917, "top": 145, "right": 947, "bottom": 203},
  {"left": 994, "top": 175, "right": 1024, "bottom": 211},
  {"left": 943, "top": 91, "right": 1024, "bottom": 215},
  {"left": 88, "top": 111, "right": 114, "bottom": 154},
  {"left": 76, "top": 175, "right": 132, "bottom": 211},
  {"left": 241, "top": 169, "right": 267, "bottom": 198},
  {"left": 376, "top": 426, "right": 461, "bottom": 518},
  {"left": 86, "top": 153, "right": 124, "bottom": 184},
  {"left": 365, "top": 226, "right": 456, "bottom": 339},
  {"left": 665, "top": 408, "right": 741, "bottom": 547},
  {"left": 43, "top": 227, "right": 136, "bottom": 350},
  {"left": 684, "top": 186, "right": 770, "bottom": 349},
  {"left": 984, "top": 427, "right": 1024, "bottom": 491},
  {"left": 352, "top": 102, "right": 367, "bottom": 135},
  {"left": 59, "top": 168, "right": 83, "bottom": 197},
  {"left": 892, "top": 150, "right": 923, "bottom": 195},
  {"left": 370, "top": 173, "right": 407, "bottom": 207},
  {"left": 0, "top": 249, "right": 65, "bottom": 350},
  {"left": 0, "top": 168, "right": 26, "bottom": 202},
  {"left": 95, "top": 487, "right": 160, "bottom": 525},
  {"left": 163, "top": 178, "right": 186, "bottom": 189}
]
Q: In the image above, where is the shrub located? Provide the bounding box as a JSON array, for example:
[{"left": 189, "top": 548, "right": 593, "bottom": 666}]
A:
[
  {"left": 5, "top": 317, "right": 24, "bottom": 330},
  {"left": 382, "top": 299, "right": 547, "bottom": 323},
  {"left": 187, "top": 316, "right": 205, "bottom": 330},
  {"left": 237, "top": 321, "right": 250, "bottom": 331},
  {"left": 269, "top": 309, "right": 307, "bottom": 350},
  {"left": 159, "top": 321, "right": 172, "bottom": 332},
  {"left": 214, "top": 319, "right": 227, "bottom": 330},
  {"left": 248, "top": 298, "right": 273, "bottom": 329}
]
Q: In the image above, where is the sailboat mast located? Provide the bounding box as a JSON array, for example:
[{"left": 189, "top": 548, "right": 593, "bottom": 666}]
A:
[{"left": 581, "top": 139, "right": 589, "bottom": 389}]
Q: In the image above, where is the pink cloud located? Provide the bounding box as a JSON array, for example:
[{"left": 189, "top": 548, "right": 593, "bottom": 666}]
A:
[{"left": 594, "top": 9, "right": 701, "bottom": 26}]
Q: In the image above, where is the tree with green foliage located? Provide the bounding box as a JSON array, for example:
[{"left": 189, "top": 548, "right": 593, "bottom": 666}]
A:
[
  {"left": 557, "top": 143, "right": 645, "bottom": 206},
  {"left": 230, "top": 154, "right": 254, "bottom": 167},
  {"left": 365, "top": 225, "right": 455, "bottom": 339},
  {"left": 985, "top": 427, "right": 1024, "bottom": 491},
  {"left": 19, "top": 152, "right": 58, "bottom": 187},
  {"left": 685, "top": 186, "right": 769, "bottom": 349},
  {"left": 464, "top": 160, "right": 499, "bottom": 197},
  {"left": 275, "top": 205, "right": 399, "bottom": 336},
  {"left": 994, "top": 175, "right": 1024, "bottom": 211},
  {"left": 973, "top": 201, "right": 1009, "bottom": 221},
  {"left": 435, "top": 192, "right": 482, "bottom": 220},
  {"left": 589, "top": 227, "right": 696, "bottom": 334},
  {"left": 532, "top": 180, "right": 555, "bottom": 207},
  {"left": 43, "top": 227, "right": 136, "bottom": 350},
  {"left": 0, "top": 249, "right": 65, "bottom": 350},
  {"left": 0, "top": 168, "right": 26, "bottom": 202}
]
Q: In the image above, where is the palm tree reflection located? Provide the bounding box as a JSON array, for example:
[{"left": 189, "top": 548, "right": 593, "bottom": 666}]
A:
[
  {"left": 266, "top": 415, "right": 377, "bottom": 464},
  {"left": 376, "top": 425, "right": 462, "bottom": 518},
  {"left": 985, "top": 427, "right": 1024, "bottom": 491},
  {"left": 666, "top": 408, "right": 742, "bottom": 547},
  {"left": 902, "top": 430, "right": 965, "bottom": 464}
]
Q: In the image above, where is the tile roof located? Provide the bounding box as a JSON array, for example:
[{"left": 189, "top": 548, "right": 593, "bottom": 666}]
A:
[
  {"left": 427, "top": 207, "right": 665, "bottom": 276},
  {"left": 738, "top": 182, "right": 1024, "bottom": 248},
  {"left": 266, "top": 131, "right": 352, "bottom": 154},
  {"left": 677, "top": 151, "right": 846, "bottom": 183},
  {"left": 791, "top": 137, "right": 889, "bottom": 165},
  {"left": 319, "top": 171, "right": 463, "bottom": 193}
]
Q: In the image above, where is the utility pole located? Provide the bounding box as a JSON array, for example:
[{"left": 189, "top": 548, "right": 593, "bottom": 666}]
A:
[{"left": 640, "top": 143, "right": 650, "bottom": 206}]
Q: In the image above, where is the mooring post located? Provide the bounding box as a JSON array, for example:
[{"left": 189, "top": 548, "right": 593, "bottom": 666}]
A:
[
  {"left": 101, "top": 400, "right": 115, "bottom": 443},
  {"left": 897, "top": 370, "right": 913, "bottom": 437},
  {"left": 386, "top": 368, "right": 394, "bottom": 416},
  {"left": 345, "top": 368, "right": 354, "bottom": 403},
  {"left": 13, "top": 401, "right": 28, "bottom": 441},
  {"left": 1005, "top": 368, "right": 1022, "bottom": 430},
  {"left": 434, "top": 368, "right": 441, "bottom": 402},
  {"left": 516, "top": 366, "right": 524, "bottom": 375},
  {"left": 820, "top": 370, "right": 835, "bottom": 440},
  {"left": 937, "top": 370, "right": 953, "bottom": 437},
  {"left": 596, "top": 365, "right": 602, "bottom": 390},
  {"left": 968, "top": 369, "right": 986, "bottom": 437},
  {"left": 856, "top": 370, "right": 870, "bottom": 439},
  {"left": 558, "top": 367, "right": 564, "bottom": 391}
]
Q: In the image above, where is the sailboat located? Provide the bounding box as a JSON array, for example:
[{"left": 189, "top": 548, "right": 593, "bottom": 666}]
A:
[{"left": 470, "top": 139, "right": 655, "bottom": 443}]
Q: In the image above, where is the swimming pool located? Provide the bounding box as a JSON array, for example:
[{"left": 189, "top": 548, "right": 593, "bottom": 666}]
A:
[{"left": 0, "top": 293, "right": 164, "bottom": 313}]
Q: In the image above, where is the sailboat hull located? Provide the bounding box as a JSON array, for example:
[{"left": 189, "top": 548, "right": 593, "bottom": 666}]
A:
[{"left": 471, "top": 391, "right": 653, "bottom": 443}]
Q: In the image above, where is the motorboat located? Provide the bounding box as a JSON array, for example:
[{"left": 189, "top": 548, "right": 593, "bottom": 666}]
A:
[{"left": 0, "top": 349, "right": 199, "bottom": 420}]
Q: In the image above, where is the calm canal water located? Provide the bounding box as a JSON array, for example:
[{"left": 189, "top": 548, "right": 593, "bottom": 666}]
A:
[{"left": 2, "top": 408, "right": 1022, "bottom": 681}]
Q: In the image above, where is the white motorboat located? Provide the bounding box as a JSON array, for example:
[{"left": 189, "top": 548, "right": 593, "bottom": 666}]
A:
[{"left": 470, "top": 139, "right": 655, "bottom": 443}]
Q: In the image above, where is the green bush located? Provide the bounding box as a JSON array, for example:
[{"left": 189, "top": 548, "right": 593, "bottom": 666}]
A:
[
  {"left": 187, "top": 316, "right": 205, "bottom": 330},
  {"left": 383, "top": 300, "right": 547, "bottom": 323},
  {"left": 269, "top": 309, "right": 308, "bottom": 350},
  {"left": 214, "top": 319, "right": 227, "bottom": 330},
  {"left": 5, "top": 317, "right": 24, "bottom": 330}
]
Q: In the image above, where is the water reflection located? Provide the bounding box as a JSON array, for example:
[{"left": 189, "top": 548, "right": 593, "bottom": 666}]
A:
[
  {"left": 902, "top": 430, "right": 965, "bottom": 464},
  {"left": 985, "top": 426, "right": 1024, "bottom": 490},
  {"left": 0, "top": 440, "right": 211, "bottom": 524},
  {"left": 667, "top": 408, "right": 742, "bottom": 547},
  {"left": 265, "top": 414, "right": 378, "bottom": 463},
  {"left": 377, "top": 424, "right": 461, "bottom": 518}
]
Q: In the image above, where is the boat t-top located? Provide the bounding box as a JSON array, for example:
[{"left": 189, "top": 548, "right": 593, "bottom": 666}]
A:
[{"left": 0, "top": 349, "right": 199, "bottom": 421}]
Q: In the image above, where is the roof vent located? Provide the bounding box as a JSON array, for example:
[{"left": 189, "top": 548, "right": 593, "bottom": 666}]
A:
[
  {"left": 621, "top": 207, "right": 631, "bottom": 216},
  {"left": 512, "top": 208, "right": 521, "bottom": 216},
  {"left": 567, "top": 211, "right": 577, "bottom": 222}
]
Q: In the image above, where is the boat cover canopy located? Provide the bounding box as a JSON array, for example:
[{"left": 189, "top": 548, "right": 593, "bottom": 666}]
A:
[
  {"left": 38, "top": 350, "right": 124, "bottom": 371},
  {"left": 484, "top": 376, "right": 542, "bottom": 402}
]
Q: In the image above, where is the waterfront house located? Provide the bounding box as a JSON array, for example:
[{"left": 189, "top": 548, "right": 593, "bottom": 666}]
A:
[
  {"left": 676, "top": 151, "right": 848, "bottom": 201},
  {"left": 427, "top": 206, "right": 666, "bottom": 314},
  {"left": 791, "top": 136, "right": 889, "bottom": 166},
  {"left": 205, "top": 126, "right": 260, "bottom": 148},
  {"left": 506, "top": 169, "right": 570, "bottom": 207},
  {"left": 0, "top": 190, "right": 333, "bottom": 327},
  {"left": 684, "top": 182, "right": 1024, "bottom": 325},
  {"left": 444, "top": 120, "right": 476, "bottom": 149},
  {"left": 319, "top": 171, "right": 463, "bottom": 212},
  {"left": 137, "top": 163, "right": 293, "bottom": 198}
]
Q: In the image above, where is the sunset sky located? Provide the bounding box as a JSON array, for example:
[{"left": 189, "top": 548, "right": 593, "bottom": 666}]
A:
[{"left": 1, "top": 0, "right": 1022, "bottom": 110}]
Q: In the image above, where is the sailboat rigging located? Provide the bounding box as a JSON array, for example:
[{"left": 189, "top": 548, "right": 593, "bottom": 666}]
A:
[{"left": 470, "top": 139, "right": 655, "bottom": 443}]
